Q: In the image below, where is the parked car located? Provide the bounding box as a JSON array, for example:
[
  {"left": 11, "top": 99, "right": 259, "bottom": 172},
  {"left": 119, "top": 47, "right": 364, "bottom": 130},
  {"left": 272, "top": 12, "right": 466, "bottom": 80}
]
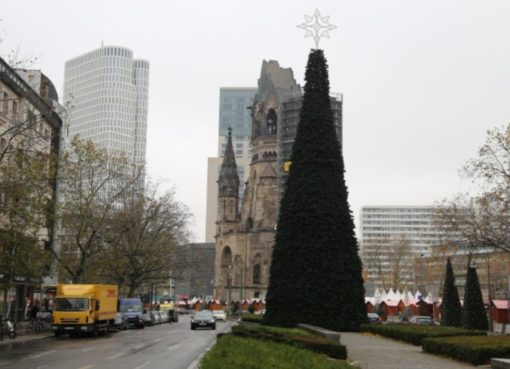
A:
[
  {"left": 191, "top": 310, "right": 216, "bottom": 330},
  {"left": 367, "top": 313, "right": 381, "bottom": 324},
  {"left": 408, "top": 316, "right": 435, "bottom": 325},
  {"left": 160, "top": 310, "right": 171, "bottom": 323},
  {"left": 142, "top": 310, "right": 155, "bottom": 326},
  {"left": 213, "top": 310, "right": 227, "bottom": 322},
  {"left": 113, "top": 312, "right": 129, "bottom": 331},
  {"left": 152, "top": 311, "right": 162, "bottom": 324}
]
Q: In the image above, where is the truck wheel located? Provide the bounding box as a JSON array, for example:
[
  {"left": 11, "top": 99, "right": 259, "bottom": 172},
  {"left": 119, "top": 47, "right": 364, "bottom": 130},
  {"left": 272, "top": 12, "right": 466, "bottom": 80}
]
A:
[{"left": 54, "top": 331, "right": 60, "bottom": 338}]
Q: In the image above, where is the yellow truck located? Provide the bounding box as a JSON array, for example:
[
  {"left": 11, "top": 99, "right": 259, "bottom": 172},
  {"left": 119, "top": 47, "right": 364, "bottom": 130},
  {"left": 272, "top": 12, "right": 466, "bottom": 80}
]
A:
[{"left": 52, "top": 284, "right": 118, "bottom": 337}]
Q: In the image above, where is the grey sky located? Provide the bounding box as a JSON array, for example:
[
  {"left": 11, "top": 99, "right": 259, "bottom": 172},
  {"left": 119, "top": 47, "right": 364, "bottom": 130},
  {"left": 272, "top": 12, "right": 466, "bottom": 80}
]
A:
[{"left": 2, "top": 1, "right": 509, "bottom": 242}]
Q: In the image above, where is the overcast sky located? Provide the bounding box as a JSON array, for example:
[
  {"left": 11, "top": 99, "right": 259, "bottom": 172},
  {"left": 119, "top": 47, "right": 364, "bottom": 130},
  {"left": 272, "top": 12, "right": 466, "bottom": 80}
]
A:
[{"left": 2, "top": 1, "right": 510, "bottom": 242}]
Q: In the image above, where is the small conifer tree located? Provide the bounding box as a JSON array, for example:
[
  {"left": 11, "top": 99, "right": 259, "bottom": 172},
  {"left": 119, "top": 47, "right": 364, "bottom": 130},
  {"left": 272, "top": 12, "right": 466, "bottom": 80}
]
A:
[
  {"left": 440, "top": 258, "right": 462, "bottom": 327},
  {"left": 462, "top": 265, "right": 489, "bottom": 330}
]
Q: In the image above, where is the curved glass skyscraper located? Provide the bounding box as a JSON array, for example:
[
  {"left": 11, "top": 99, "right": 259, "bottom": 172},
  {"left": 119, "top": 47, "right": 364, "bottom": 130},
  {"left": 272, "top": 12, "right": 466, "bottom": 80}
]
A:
[{"left": 63, "top": 46, "right": 149, "bottom": 183}]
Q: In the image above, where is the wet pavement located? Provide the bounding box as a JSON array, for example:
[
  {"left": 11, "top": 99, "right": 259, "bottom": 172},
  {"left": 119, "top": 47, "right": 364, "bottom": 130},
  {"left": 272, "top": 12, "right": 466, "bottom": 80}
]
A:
[{"left": 342, "top": 332, "right": 477, "bottom": 369}]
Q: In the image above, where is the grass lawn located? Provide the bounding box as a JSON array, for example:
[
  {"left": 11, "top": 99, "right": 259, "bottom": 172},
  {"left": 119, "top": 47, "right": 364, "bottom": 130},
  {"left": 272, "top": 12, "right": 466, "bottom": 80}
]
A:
[{"left": 199, "top": 334, "right": 357, "bottom": 369}]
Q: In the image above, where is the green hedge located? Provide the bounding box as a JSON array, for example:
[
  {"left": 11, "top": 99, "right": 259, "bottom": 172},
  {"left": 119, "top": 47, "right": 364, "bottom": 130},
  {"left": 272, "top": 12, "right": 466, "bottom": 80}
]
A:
[
  {"left": 199, "top": 334, "right": 355, "bottom": 369},
  {"left": 240, "top": 313, "right": 264, "bottom": 323},
  {"left": 231, "top": 323, "right": 346, "bottom": 359},
  {"left": 360, "top": 323, "right": 486, "bottom": 346},
  {"left": 422, "top": 335, "right": 510, "bottom": 365}
]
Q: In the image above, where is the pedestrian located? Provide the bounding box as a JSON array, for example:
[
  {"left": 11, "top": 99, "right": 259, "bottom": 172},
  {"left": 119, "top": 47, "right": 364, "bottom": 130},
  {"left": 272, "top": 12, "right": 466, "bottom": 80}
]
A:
[
  {"left": 24, "top": 298, "right": 31, "bottom": 321},
  {"left": 29, "top": 300, "right": 40, "bottom": 321}
]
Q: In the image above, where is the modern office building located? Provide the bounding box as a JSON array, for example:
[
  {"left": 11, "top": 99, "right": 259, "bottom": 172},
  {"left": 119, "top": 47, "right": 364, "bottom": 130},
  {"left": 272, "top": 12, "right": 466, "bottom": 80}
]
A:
[
  {"left": 205, "top": 87, "right": 257, "bottom": 242},
  {"left": 360, "top": 205, "right": 454, "bottom": 290},
  {"left": 63, "top": 46, "right": 149, "bottom": 184}
]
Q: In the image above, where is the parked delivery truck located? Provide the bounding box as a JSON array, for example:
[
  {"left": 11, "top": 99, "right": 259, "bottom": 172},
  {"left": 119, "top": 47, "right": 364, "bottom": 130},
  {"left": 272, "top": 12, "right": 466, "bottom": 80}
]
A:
[{"left": 52, "top": 284, "right": 118, "bottom": 337}]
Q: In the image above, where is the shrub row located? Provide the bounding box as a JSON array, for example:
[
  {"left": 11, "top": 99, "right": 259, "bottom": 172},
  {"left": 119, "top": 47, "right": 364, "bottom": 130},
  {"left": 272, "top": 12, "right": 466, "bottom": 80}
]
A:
[
  {"left": 231, "top": 323, "right": 346, "bottom": 359},
  {"left": 422, "top": 335, "right": 510, "bottom": 366},
  {"left": 240, "top": 313, "right": 264, "bottom": 323},
  {"left": 199, "top": 334, "right": 355, "bottom": 369},
  {"left": 360, "top": 323, "right": 486, "bottom": 346}
]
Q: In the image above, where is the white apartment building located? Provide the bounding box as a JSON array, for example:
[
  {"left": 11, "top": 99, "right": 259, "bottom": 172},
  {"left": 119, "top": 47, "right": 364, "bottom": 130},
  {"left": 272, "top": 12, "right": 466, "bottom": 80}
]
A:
[
  {"left": 63, "top": 46, "right": 149, "bottom": 182},
  {"left": 205, "top": 87, "right": 256, "bottom": 242},
  {"left": 360, "top": 205, "right": 449, "bottom": 289}
]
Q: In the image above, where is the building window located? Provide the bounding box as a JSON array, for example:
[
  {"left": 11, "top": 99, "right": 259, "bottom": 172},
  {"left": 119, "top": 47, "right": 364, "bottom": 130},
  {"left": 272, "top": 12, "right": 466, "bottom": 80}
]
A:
[
  {"left": 12, "top": 100, "right": 18, "bottom": 122},
  {"left": 2, "top": 92, "right": 8, "bottom": 113},
  {"left": 253, "top": 264, "right": 261, "bottom": 285}
]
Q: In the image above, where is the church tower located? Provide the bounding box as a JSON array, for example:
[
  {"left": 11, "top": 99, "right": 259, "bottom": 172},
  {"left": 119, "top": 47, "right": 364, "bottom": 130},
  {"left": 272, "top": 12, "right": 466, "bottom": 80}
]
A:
[
  {"left": 214, "top": 60, "right": 300, "bottom": 303},
  {"left": 217, "top": 127, "right": 240, "bottom": 223}
]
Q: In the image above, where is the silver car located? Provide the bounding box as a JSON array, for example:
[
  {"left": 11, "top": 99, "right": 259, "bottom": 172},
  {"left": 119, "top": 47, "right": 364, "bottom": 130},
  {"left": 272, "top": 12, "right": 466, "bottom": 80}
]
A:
[{"left": 212, "top": 310, "right": 227, "bottom": 322}]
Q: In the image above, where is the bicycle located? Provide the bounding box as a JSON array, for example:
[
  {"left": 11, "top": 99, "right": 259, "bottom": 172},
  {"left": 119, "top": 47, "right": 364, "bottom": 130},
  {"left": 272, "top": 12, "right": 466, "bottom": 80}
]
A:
[
  {"left": 0, "top": 316, "right": 16, "bottom": 340},
  {"left": 26, "top": 315, "right": 51, "bottom": 333}
]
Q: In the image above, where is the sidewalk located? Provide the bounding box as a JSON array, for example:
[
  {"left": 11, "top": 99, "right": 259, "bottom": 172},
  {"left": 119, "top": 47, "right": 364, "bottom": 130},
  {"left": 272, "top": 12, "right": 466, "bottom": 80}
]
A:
[
  {"left": 0, "top": 327, "right": 51, "bottom": 346},
  {"left": 341, "top": 332, "right": 476, "bottom": 369}
]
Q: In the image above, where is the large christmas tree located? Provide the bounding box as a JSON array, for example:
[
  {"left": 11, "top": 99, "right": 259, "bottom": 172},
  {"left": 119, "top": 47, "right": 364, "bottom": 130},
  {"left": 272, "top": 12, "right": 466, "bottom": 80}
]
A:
[
  {"left": 462, "top": 265, "right": 489, "bottom": 330},
  {"left": 264, "top": 49, "right": 366, "bottom": 331},
  {"left": 440, "top": 258, "right": 462, "bottom": 327}
]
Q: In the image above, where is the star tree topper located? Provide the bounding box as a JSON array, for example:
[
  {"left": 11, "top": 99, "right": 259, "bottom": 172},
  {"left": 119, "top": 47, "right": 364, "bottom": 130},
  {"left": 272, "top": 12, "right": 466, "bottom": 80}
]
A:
[{"left": 297, "top": 9, "right": 337, "bottom": 49}]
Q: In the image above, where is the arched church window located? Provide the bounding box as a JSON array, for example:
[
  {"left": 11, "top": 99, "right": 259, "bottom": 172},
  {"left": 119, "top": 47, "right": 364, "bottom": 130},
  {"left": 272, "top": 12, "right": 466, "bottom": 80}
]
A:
[
  {"left": 253, "top": 253, "right": 262, "bottom": 285},
  {"left": 266, "top": 109, "right": 277, "bottom": 135},
  {"left": 253, "top": 264, "right": 261, "bottom": 285},
  {"left": 246, "top": 217, "right": 253, "bottom": 230}
]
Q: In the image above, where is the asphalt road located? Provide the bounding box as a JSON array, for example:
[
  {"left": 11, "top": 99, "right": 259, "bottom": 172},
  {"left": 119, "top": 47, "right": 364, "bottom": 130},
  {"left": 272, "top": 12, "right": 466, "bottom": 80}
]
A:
[{"left": 0, "top": 315, "right": 233, "bottom": 369}]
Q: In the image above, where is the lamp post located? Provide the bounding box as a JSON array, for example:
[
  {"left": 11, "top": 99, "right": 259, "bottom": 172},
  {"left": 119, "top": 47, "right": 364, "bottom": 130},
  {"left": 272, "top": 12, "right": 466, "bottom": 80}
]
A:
[
  {"left": 227, "top": 265, "right": 233, "bottom": 312},
  {"left": 242, "top": 222, "right": 252, "bottom": 302}
]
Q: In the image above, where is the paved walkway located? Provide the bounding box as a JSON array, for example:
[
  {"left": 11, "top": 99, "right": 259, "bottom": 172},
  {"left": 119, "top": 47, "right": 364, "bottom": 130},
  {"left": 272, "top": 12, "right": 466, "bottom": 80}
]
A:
[{"left": 341, "top": 332, "right": 477, "bottom": 369}]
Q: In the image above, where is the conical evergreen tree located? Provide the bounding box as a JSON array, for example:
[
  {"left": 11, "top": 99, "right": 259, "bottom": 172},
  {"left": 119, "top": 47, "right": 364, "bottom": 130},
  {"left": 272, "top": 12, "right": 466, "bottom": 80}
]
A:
[
  {"left": 462, "top": 265, "right": 489, "bottom": 330},
  {"left": 440, "top": 258, "right": 462, "bottom": 327},
  {"left": 264, "top": 49, "right": 365, "bottom": 331}
]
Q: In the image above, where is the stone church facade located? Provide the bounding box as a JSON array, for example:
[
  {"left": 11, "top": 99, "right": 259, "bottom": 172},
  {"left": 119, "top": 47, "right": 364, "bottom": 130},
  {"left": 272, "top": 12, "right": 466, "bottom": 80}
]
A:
[{"left": 214, "top": 60, "right": 300, "bottom": 302}]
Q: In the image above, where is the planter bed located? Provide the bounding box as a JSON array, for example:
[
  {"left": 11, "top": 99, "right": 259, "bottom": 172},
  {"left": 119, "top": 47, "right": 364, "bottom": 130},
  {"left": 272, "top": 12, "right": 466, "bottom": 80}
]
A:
[
  {"left": 199, "top": 334, "right": 355, "bottom": 369},
  {"left": 232, "top": 323, "right": 347, "bottom": 359},
  {"left": 360, "top": 323, "right": 486, "bottom": 346},
  {"left": 422, "top": 335, "right": 510, "bottom": 366}
]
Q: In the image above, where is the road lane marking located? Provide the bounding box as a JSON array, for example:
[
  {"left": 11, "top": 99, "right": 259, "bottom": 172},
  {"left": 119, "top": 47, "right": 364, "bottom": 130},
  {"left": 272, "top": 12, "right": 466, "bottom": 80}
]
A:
[
  {"left": 23, "top": 350, "right": 56, "bottom": 361},
  {"left": 133, "top": 362, "right": 151, "bottom": 369},
  {"left": 77, "top": 366, "right": 95, "bottom": 369},
  {"left": 108, "top": 352, "right": 124, "bottom": 360},
  {"left": 133, "top": 344, "right": 145, "bottom": 350},
  {"left": 81, "top": 347, "right": 95, "bottom": 352},
  {"left": 152, "top": 338, "right": 161, "bottom": 343},
  {"left": 168, "top": 343, "right": 181, "bottom": 351},
  {"left": 0, "top": 362, "right": 12, "bottom": 367}
]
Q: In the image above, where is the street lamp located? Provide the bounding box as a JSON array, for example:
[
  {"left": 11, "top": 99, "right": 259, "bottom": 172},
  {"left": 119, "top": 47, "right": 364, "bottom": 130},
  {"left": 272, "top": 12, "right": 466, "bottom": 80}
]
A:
[
  {"left": 227, "top": 265, "right": 233, "bottom": 312},
  {"left": 242, "top": 221, "right": 252, "bottom": 302}
]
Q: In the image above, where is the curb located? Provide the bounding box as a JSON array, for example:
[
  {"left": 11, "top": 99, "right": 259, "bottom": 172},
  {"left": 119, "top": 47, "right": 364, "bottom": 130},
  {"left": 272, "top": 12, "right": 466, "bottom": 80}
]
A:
[{"left": 0, "top": 333, "right": 51, "bottom": 346}]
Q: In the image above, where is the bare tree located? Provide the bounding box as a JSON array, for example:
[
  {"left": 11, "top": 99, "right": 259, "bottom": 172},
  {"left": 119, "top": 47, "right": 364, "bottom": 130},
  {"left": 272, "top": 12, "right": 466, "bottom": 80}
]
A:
[
  {"left": 367, "top": 234, "right": 414, "bottom": 291},
  {"left": 51, "top": 137, "right": 143, "bottom": 283},
  {"left": 436, "top": 124, "right": 510, "bottom": 253},
  {"left": 0, "top": 150, "right": 53, "bottom": 295},
  {"left": 98, "top": 183, "right": 191, "bottom": 297}
]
